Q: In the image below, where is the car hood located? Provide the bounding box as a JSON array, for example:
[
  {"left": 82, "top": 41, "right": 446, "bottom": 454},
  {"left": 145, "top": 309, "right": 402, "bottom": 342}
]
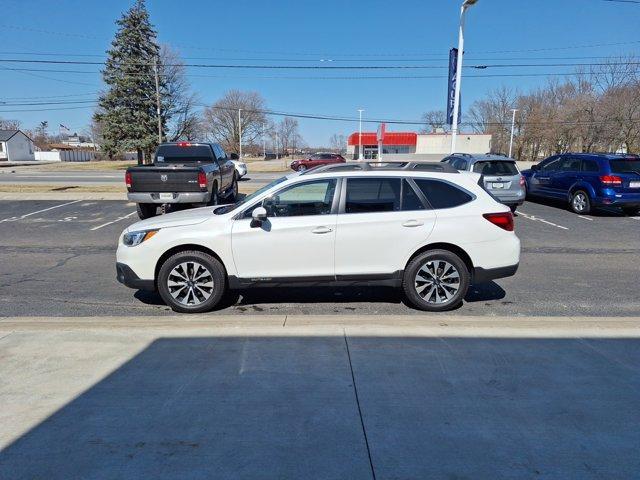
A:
[{"left": 125, "top": 205, "right": 229, "bottom": 232}]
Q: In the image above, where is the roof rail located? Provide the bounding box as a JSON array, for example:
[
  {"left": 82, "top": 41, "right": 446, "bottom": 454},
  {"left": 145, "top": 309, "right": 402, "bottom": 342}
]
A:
[
  {"left": 302, "top": 161, "right": 459, "bottom": 174},
  {"left": 452, "top": 152, "right": 474, "bottom": 157}
]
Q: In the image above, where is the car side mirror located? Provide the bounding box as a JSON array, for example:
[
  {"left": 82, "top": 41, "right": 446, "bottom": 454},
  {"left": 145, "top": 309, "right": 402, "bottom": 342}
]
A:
[
  {"left": 252, "top": 206, "right": 267, "bottom": 222},
  {"left": 531, "top": 164, "right": 540, "bottom": 171}
]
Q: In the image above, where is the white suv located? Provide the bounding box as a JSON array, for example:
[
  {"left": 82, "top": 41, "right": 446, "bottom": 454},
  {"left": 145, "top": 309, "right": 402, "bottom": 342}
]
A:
[{"left": 116, "top": 162, "right": 520, "bottom": 312}]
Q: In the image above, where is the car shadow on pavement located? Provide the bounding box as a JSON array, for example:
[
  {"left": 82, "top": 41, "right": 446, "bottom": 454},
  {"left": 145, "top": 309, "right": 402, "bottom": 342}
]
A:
[
  {"left": 1, "top": 335, "right": 638, "bottom": 479},
  {"left": 525, "top": 196, "right": 626, "bottom": 217},
  {"left": 133, "top": 281, "right": 506, "bottom": 312}
]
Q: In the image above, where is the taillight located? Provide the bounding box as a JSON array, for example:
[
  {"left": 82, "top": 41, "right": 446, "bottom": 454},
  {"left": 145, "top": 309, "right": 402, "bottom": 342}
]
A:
[
  {"left": 177, "top": 141, "right": 192, "bottom": 147},
  {"left": 125, "top": 172, "right": 132, "bottom": 188},
  {"left": 198, "top": 171, "right": 207, "bottom": 189},
  {"left": 519, "top": 175, "right": 526, "bottom": 187},
  {"left": 483, "top": 212, "right": 514, "bottom": 231},
  {"left": 600, "top": 175, "right": 622, "bottom": 186}
]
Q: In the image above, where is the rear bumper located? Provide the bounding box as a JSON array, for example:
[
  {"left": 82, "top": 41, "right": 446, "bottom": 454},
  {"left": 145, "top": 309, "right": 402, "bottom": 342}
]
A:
[
  {"left": 473, "top": 263, "right": 519, "bottom": 283},
  {"left": 127, "top": 192, "right": 209, "bottom": 204},
  {"left": 116, "top": 262, "right": 155, "bottom": 290},
  {"left": 594, "top": 195, "right": 640, "bottom": 207}
]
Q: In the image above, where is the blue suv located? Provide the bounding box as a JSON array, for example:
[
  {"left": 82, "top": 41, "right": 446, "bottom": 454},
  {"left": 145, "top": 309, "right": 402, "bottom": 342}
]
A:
[{"left": 522, "top": 153, "right": 640, "bottom": 215}]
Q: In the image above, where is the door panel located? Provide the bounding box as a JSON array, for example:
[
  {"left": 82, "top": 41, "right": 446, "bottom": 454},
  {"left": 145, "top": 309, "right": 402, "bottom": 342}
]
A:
[{"left": 552, "top": 157, "right": 581, "bottom": 196}]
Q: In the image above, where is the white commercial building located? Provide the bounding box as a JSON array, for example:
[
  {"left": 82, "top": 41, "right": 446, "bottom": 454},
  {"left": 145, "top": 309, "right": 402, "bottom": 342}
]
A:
[
  {"left": 347, "top": 131, "right": 492, "bottom": 161},
  {"left": 0, "top": 130, "right": 35, "bottom": 162}
]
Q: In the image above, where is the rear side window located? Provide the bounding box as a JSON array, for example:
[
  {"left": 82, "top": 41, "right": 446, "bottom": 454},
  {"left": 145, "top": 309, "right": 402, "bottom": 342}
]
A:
[
  {"left": 401, "top": 180, "right": 426, "bottom": 211},
  {"left": 610, "top": 158, "right": 640, "bottom": 174},
  {"left": 581, "top": 159, "right": 600, "bottom": 172},
  {"left": 472, "top": 161, "right": 518, "bottom": 175},
  {"left": 345, "top": 178, "right": 401, "bottom": 213},
  {"left": 414, "top": 179, "right": 473, "bottom": 209},
  {"left": 155, "top": 145, "right": 214, "bottom": 162}
]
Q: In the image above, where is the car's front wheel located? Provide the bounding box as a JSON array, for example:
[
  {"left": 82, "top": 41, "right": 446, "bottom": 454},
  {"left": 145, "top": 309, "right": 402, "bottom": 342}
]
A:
[
  {"left": 157, "top": 250, "right": 226, "bottom": 313},
  {"left": 296, "top": 164, "right": 307, "bottom": 172},
  {"left": 136, "top": 203, "right": 157, "bottom": 220},
  {"left": 403, "top": 249, "right": 470, "bottom": 312},
  {"left": 570, "top": 190, "right": 591, "bottom": 214}
]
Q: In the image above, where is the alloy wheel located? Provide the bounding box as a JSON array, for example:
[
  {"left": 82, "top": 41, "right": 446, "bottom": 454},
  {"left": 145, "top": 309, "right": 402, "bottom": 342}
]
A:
[
  {"left": 573, "top": 193, "right": 587, "bottom": 212},
  {"left": 414, "top": 260, "right": 461, "bottom": 304},
  {"left": 167, "top": 261, "right": 214, "bottom": 306}
]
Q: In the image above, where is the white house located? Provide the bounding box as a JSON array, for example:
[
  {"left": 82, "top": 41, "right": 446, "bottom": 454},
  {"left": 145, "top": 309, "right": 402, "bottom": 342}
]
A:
[{"left": 0, "top": 130, "right": 35, "bottom": 161}]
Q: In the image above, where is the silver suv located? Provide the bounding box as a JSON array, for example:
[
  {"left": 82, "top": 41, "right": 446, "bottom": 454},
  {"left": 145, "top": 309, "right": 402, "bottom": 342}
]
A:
[{"left": 442, "top": 154, "right": 525, "bottom": 212}]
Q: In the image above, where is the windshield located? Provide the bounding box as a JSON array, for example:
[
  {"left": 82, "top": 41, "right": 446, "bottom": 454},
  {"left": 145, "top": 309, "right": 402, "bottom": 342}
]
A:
[
  {"left": 473, "top": 161, "right": 519, "bottom": 176},
  {"left": 214, "top": 176, "right": 289, "bottom": 215},
  {"left": 155, "top": 145, "right": 214, "bottom": 163},
  {"left": 610, "top": 158, "right": 640, "bottom": 175}
]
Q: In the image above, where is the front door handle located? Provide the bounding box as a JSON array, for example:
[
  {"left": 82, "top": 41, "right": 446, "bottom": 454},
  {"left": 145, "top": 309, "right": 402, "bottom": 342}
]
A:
[
  {"left": 402, "top": 220, "right": 424, "bottom": 228},
  {"left": 311, "top": 226, "right": 333, "bottom": 234}
]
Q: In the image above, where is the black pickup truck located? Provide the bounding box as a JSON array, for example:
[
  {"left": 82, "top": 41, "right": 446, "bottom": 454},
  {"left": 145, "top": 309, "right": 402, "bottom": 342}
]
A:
[{"left": 126, "top": 142, "right": 239, "bottom": 219}]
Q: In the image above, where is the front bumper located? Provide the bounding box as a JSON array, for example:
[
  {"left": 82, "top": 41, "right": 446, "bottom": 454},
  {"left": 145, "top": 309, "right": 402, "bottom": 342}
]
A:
[
  {"left": 127, "top": 192, "right": 209, "bottom": 204},
  {"left": 473, "top": 263, "right": 519, "bottom": 283},
  {"left": 116, "top": 262, "right": 155, "bottom": 290}
]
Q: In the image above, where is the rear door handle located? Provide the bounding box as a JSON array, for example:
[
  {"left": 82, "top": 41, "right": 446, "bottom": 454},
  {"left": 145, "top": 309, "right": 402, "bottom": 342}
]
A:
[
  {"left": 311, "top": 226, "right": 333, "bottom": 234},
  {"left": 402, "top": 220, "right": 424, "bottom": 228}
]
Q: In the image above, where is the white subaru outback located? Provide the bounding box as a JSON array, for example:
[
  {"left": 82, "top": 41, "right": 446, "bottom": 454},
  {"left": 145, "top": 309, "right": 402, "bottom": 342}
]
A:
[{"left": 116, "top": 162, "right": 520, "bottom": 313}]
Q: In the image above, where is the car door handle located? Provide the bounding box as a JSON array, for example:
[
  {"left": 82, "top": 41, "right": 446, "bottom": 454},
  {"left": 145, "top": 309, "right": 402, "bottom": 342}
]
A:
[
  {"left": 311, "top": 226, "right": 333, "bottom": 234},
  {"left": 402, "top": 220, "right": 424, "bottom": 227}
]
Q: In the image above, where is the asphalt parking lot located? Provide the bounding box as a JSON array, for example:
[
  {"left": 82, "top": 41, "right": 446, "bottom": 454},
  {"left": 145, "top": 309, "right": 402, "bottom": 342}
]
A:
[{"left": 0, "top": 197, "right": 638, "bottom": 317}]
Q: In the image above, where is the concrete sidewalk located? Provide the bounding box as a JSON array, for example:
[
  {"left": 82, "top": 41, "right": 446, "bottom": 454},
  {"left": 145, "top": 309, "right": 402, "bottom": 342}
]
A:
[{"left": 1, "top": 315, "right": 639, "bottom": 479}]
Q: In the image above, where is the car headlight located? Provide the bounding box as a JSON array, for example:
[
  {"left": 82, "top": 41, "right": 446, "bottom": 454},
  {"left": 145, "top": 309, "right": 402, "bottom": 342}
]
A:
[{"left": 122, "top": 229, "right": 159, "bottom": 247}]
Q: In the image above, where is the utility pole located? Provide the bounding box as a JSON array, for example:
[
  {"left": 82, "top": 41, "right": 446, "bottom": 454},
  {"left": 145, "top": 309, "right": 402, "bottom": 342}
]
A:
[
  {"left": 238, "top": 109, "right": 242, "bottom": 159},
  {"left": 262, "top": 123, "right": 266, "bottom": 159},
  {"left": 358, "top": 109, "right": 364, "bottom": 160},
  {"left": 275, "top": 130, "right": 279, "bottom": 160},
  {"left": 508, "top": 108, "right": 518, "bottom": 158},
  {"left": 153, "top": 57, "right": 162, "bottom": 146},
  {"left": 450, "top": 0, "right": 479, "bottom": 154}
]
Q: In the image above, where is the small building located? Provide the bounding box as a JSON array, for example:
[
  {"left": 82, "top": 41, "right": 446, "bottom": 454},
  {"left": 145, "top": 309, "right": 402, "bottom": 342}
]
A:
[
  {"left": 0, "top": 130, "right": 35, "bottom": 162},
  {"left": 347, "top": 131, "right": 492, "bottom": 160}
]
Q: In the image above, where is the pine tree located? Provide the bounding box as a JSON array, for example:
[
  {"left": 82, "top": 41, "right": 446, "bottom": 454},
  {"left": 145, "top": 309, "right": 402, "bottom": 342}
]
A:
[{"left": 95, "top": 0, "right": 163, "bottom": 163}]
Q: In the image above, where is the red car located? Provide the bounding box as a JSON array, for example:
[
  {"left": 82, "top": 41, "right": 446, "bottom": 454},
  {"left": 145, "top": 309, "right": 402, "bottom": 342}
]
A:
[{"left": 290, "top": 153, "right": 346, "bottom": 172}]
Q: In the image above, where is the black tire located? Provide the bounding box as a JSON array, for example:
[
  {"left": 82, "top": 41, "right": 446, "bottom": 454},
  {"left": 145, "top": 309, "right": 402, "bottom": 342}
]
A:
[
  {"left": 570, "top": 190, "right": 591, "bottom": 215},
  {"left": 227, "top": 174, "right": 239, "bottom": 202},
  {"left": 509, "top": 204, "right": 518, "bottom": 213},
  {"left": 136, "top": 203, "right": 157, "bottom": 220},
  {"left": 402, "top": 249, "right": 470, "bottom": 312},
  {"left": 157, "top": 250, "right": 226, "bottom": 313},
  {"left": 207, "top": 184, "right": 219, "bottom": 206},
  {"left": 297, "top": 165, "right": 307, "bottom": 172},
  {"left": 622, "top": 206, "right": 640, "bottom": 216}
]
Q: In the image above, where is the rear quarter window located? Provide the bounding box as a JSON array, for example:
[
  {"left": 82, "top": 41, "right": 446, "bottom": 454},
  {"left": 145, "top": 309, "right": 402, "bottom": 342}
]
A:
[
  {"left": 414, "top": 179, "right": 473, "bottom": 209},
  {"left": 472, "top": 161, "right": 519, "bottom": 176}
]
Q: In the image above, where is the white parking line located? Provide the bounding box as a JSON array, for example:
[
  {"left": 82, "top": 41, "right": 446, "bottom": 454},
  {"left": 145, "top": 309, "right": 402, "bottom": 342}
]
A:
[
  {"left": 0, "top": 200, "right": 82, "bottom": 223},
  {"left": 577, "top": 216, "right": 594, "bottom": 221},
  {"left": 518, "top": 211, "right": 569, "bottom": 230},
  {"left": 90, "top": 211, "right": 137, "bottom": 231}
]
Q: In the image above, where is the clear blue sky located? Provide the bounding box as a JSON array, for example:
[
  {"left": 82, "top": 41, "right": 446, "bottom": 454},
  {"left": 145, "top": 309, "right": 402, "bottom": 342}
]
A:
[{"left": 0, "top": 0, "right": 638, "bottom": 146}]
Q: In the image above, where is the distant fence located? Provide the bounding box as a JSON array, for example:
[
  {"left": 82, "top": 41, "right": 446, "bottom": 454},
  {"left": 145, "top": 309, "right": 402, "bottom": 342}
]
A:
[{"left": 35, "top": 150, "right": 97, "bottom": 162}]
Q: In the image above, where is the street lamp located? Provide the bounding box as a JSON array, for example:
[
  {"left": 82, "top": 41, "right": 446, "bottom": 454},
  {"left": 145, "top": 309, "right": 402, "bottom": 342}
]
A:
[
  {"left": 508, "top": 109, "right": 518, "bottom": 158},
  {"left": 450, "top": 0, "right": 479, "bottom": 154},
  {"left": 358, "top": 109, "right": 364, "bottom": 160},
  {"left": 238, "top": 109, "right": 242, "bottom": 159}
]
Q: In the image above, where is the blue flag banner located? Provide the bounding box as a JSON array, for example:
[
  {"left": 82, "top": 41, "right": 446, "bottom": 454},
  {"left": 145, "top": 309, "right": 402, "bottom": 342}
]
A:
[{"left": 447, "top": 48, "right": 461, "bottom": 126}]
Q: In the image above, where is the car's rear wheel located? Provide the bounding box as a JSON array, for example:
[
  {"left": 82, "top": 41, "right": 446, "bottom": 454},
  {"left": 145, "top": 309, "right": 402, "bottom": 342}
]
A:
[
  {"left": 157, "top": 250, "right": 226, "bottom": 313},
  {"left": 509, "top": 205, "right": 518, "bottom": 213},
  {"left": 297, "top": 164, "right": 307, "bottom": 172},
  {"left": 403, "top": 249, "right": 470, "bottom": 312},
  {"left": 136, "top": 203, "right": 157, "bottom": 220},
  {"left": 622, "top": 206, "right": 640, "bottom": 216},
  {"left": 570, "top": 190, "right": 591, "bottom": 214}
]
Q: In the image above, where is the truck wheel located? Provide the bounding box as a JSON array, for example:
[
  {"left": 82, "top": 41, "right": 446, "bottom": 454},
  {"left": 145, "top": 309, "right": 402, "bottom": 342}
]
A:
[
  {"left": 207, "top": 184, "right": 219, "bottom": 206},
  {"left": 402, "top": 249, "right": 470, "bottom": 312},
  {"left": 157, "top": 250, "right": 226, "bottom": 313},
  {"left": 228, "top": 175, "right": 239, "bottom": 202},
  {"left": 136, "top": 203, "right": 157, "bottom": 220}
]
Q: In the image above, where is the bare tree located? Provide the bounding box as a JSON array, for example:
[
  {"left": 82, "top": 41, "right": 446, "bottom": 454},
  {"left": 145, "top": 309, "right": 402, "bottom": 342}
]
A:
[
  {"left": 0, "top": 118, "right": 21, "bottom": 130},
  {"left": 329, "top": 133, "right": 346, "bottom": 153},
  {"left": 277, "top": 117, "right": 301, "bottom": 156},
  {"left": 159, "top": 45, "right": 203, "bottom": 141},
  {"left": 420, "top": 110, "right": 448, "bottom": 133},
  {"left": 202, "top": 90, "right": 266, "bottom": 154}
]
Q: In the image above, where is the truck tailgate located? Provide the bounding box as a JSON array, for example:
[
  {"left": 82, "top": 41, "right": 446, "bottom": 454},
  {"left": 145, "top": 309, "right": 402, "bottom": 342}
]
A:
[{"left": 128, "top": 168, "right": 202, "bottom": 192}]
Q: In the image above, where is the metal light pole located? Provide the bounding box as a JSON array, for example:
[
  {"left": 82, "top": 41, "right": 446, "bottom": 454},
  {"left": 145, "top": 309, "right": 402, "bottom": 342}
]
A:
[
  {"left": 508, "top": 108, "right": 518, "bottom": 158},
  {"left": 153, "top": 56, "right": 162, "bottom": 146},
  {"left": 262, "top": 123, "right": 266, "bottom": 159},
  {"left": 358, "top": 109, "right": 364, "bottom": 160},
  {"left": 450, "top": 0, "right": 478, "bottom": 154},
  {"left": 238, "top": 109, "right": 242, "bottom": 159},
  {"left": 275, "top": 130, "right": 279, "bottom": 160}
]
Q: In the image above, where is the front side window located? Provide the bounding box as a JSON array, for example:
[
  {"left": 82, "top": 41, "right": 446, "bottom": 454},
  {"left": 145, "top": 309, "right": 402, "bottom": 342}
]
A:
[
  {"left": 263, "top": 179, "right": 337, "bottom": 217},
  {"left": 345, "top": 178, "right": 401, "bottom": 213},
  {"left": 414, "top": 179, "right": 473, "bottom": 209},
  {"left": 559, "top": 157, "right": 581, "bottom": 172},
  {"left": 540, "top": 157, "right": 561, "bottom": 172}
]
